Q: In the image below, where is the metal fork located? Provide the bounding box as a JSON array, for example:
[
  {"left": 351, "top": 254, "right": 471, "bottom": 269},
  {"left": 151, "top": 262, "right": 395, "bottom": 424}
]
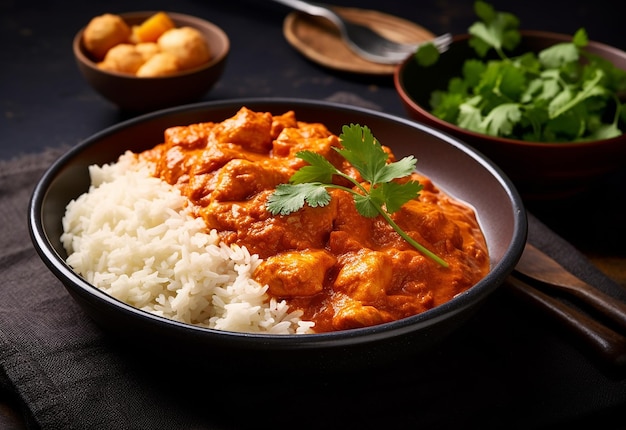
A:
[{"left": 272, "top": 0, "right": 452, "bottom": 64}]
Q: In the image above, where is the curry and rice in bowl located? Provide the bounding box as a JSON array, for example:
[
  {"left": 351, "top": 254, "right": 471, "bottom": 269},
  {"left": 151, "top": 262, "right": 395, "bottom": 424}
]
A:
[
  {"left": 29, "top": 99, "right": 526, "bottom": 370},
  {"left": 61, "top": 107, "right": 489, "bottom": 334}
]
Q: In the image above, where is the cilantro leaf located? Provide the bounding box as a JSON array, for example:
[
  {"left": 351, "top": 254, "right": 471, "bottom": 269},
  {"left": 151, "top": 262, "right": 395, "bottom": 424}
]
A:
[
  {"left": 289, "top": 151, "right": 336, "bottom": 184},
  {"left": 482, "top": 103, "right": 522, "bottom": 136},
  {"left": 354, "top": 194, "right": 379, "bottom": 218},
  {"left": 458, "top": 99, "right": 485, "bottom": 132},
  {"left": 588, "top": 122, "right": 621, "bottom": 140},
  {"left": 266, "top": 124, "right": 447, "bottom": 267},
  {"left": 469, "top": 0, "right": 520, "bottom": 57},
  {"left": 378, "top": 181, "right": 424, "bottom": 214},
  {"left": 463, "top": 59, "right": 487, "bottom": 88},
  {"left": 414, "top": 42, "right": 440, "bottom": 67},
  {"left": 266, "top": 183, "right": 331, "bottom": 215},
  {"left": 334, "top": 124, "right": 388, "bottom": 183},
  {"left": 376, "top": 156, "right": 418, "bottom": 184},
  {"left": 539, "top": 42, "right": 579, "bottom": 69},
  {"left": 431, "top": 89, "right": 466, "bottom": 123},
  {"left": 572, "top": 28, "right": 589, "bottom": 48},
  {"left": 548, "top": 69, "right": 606, "bottom": 119}
]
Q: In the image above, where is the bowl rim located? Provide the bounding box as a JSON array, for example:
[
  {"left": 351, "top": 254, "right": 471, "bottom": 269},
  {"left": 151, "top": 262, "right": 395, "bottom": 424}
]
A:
[
  {"left": 28, "top": 97, "right": 528, "bottom": 348},
  {"left": 394, "top": 29, "right": 626, "bottom": 149},
  {"left": 73, "top": 10, "right": 230, "bottom": 80}
]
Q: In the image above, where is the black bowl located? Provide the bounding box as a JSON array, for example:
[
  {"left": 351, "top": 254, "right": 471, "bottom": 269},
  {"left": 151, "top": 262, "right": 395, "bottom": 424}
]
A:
[{"left": 28, "top": 98, "right": 527, "bottom": 373}]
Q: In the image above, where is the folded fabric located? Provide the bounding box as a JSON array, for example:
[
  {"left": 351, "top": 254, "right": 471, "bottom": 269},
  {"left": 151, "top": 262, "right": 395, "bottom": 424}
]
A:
[{"left": 1, "top": 147, "right": 625, "bottom": 430}]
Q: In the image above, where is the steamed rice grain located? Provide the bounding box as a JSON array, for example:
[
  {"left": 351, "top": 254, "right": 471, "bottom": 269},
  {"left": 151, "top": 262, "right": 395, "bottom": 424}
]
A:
[{"left": 61, "top": 151, "right": 315, "bottom": 334}]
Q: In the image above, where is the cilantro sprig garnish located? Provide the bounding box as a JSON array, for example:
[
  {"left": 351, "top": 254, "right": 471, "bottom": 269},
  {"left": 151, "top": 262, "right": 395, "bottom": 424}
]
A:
[
  {"left": 266, "top": 124, "right": 448, "bottom": 267},
  {"left": 414, "top": 1, "right": 626, "bottom": 142}
]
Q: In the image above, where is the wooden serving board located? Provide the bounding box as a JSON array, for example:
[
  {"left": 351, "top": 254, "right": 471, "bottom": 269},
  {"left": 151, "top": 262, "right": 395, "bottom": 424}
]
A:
[{"left": 283, "top": 6, "right": 436, "bottom": 75}]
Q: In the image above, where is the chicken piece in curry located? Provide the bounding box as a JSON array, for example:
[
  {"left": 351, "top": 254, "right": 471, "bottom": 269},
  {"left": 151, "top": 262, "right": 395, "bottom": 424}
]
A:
[{"left": 139, "top": 107, "right": 490, "bottom": 333}]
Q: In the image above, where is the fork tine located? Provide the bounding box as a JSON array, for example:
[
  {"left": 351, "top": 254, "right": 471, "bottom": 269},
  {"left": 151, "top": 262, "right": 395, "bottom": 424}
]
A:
[
  {"left": 376, "top": 32, "right": 453, "bottom": 55},
  {"left": 424, "top": 33, "right": 453, "bottom": 52},
  {"left": 433, "top": 34, "right": 453, "bottom": 53}
]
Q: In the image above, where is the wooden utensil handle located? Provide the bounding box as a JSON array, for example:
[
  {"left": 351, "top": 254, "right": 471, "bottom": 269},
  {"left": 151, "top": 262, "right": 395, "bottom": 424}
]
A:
[
  {"left": 505, "top": 276, "right": 626, "bottom": 368},
  {"left": 515, "top": 243, "right": 626, "bottom": 333},
  {"left": 566, "top": 283, "right": 626, "bottom": 334}
]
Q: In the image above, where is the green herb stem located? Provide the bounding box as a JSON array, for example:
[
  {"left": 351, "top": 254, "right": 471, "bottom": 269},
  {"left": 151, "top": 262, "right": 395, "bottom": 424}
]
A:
[
  {"left": 375, "top": 207, "right": 449, "bottom": 267},
  {"left": 326, "top": 179, "right": 449, "bottom": 268},
  {"left": 330, "top": 169, "right": 448, "bottom": 266}
]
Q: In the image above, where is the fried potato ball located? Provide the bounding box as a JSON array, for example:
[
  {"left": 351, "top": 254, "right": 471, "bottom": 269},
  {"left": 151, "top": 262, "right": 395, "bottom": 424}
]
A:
[
  {"left": 83, "top": 13, "right": 132, "bottom": 61},
  {"left": 157, "top": 27, "right": 211, "bottom": 70},
  {"left": 135, "top": 42, "right": 160, "bottom": 62},
  {"left": 136, "top": 52, "right": 180, "bottom": 77},
  {"left": 97, "top": 43, "right": 145, "bottom": 74}
]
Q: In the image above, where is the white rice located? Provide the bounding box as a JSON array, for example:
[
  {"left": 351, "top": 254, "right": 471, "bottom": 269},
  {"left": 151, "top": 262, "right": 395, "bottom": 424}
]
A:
[{"left": 61, "top": 151, "right": 315, "bottom": 334}]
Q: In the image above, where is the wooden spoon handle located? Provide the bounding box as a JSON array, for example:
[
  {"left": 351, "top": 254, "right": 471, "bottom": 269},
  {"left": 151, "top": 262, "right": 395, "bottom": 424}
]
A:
[
  {"left": 566, "top": 283, "right": 626, "bottom": 334},
  {"left": 514, "top": 243, "right": 626, "bottom": 333},
  {"left": 505, "top": 276, "right": 626, "bottom": 368}
]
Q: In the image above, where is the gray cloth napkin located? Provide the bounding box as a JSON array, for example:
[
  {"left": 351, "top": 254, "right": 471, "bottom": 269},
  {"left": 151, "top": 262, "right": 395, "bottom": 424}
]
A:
[{"left": 2, "top": 147, "right": 626, "bottom": 430}]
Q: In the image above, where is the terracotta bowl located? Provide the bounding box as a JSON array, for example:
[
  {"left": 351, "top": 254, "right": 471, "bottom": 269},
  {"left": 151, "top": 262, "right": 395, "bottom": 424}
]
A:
[
  {"left": 394, "top": 31, "right": 626, "bottom": 200},
  {"left": 73, "top": 11, "right": 230, "bottom": 112},
  {"left": 28, "top": 98, "right": 526, "bottom": 373}
]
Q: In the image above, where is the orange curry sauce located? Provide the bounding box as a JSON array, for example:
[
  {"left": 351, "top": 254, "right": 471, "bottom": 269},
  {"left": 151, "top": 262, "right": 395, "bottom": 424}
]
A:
[{"left": 139, "top": 107, "right": 490, "bottom": 332}]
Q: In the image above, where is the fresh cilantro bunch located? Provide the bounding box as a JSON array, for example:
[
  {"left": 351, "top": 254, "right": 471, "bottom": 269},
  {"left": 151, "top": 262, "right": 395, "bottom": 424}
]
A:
[
  {"left": 266, "top": 124, "right": 447, "bottom": 267},
  {"left": 415, "top": 1, "right": 626, "bottom": 142}
]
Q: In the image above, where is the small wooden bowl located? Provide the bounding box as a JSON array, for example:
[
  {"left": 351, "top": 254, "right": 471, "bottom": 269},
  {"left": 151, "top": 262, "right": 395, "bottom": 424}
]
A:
[{"left": 73, "top": 11, "right": 230, "bottom": 112}]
